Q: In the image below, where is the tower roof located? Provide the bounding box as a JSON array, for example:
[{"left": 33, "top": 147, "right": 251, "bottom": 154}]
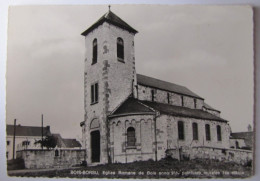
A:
[{"left": 81, "top": 10, "right": 138, "bottom": 36}]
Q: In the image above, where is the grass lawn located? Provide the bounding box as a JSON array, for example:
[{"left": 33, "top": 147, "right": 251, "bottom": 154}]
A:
[{"left": 8, "top": 158, "right": 253, "bottom": 178}]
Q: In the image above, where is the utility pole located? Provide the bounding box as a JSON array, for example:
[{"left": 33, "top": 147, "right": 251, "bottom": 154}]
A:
[
  {"left": 12, "top": 119, "right": 16, "bottom": 160},
  {"left": 41, "top": 114, "right": 43, "bottom": 150}
]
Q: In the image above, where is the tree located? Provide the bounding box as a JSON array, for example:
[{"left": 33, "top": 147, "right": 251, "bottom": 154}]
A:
[{"left": 34, "top": 135, "right": 57, "bottom": 150}]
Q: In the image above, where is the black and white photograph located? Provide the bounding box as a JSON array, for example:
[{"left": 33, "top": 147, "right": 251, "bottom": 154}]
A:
[{"left": 3, "top": 4, "right": 255, "bottom": 179}]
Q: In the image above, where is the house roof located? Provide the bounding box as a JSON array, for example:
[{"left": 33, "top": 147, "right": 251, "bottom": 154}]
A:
[
  {"left": 81, "top": 10, "right": 138, "bottom": 36},
  {"left": 6, "top": 125, "right": 51, "bottom": 137},
  {"left": 203, "top": 102, "right": 220, "bottom": 113},
  {"left": 52, "top": 134, "right": 66, "bottom": 147},
  {"left": 52, "top": 133, "right": 81, "bottom": 148},
  {"left": 62, "top": 139, "right": 82, "bottom": 148},
  {"left": 231, "top": 132, "right": 253, "bottom": 148},
  {"left": 141, "top": 100, "right": 227, "bottom": 122},
  {"left": 137, "top": 74, "right": 203, "bottom": 99},
  {"left": 110, "top": 97, "right": 227, "bottom": 122}
]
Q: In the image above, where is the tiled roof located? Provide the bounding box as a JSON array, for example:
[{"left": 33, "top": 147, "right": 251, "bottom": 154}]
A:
[
  {"left": 112, "top": 97, "right": 154, "bottom": 115},
  {"left": 137, "top": 74, "right": 203, "bottom": 99},
  {"left": 203, "top": 103, "right": 220, "bottom": 113},
  {"left": 52, "top": 134, "right": 66, "bottom": 147},
  {"left": 140, "top": 100, "right": 227, "bottom": 122},
  {"left": 81, "top": 10, "right": 138, "bottom": 36},
  {"left": 110, "top": 97, "right": 227, "bottom": 122},
  {"left": 6, "top": 125, "right": 51, "bottom": 137},
  {"left": 231, "top": 132, "right": 253, "bottom": 148},
  {"left": 62, "top": 139, "right": 82, "bottom": 148},
  {"left": 52, "top": 133, "right": 81, "bottom": 148}
]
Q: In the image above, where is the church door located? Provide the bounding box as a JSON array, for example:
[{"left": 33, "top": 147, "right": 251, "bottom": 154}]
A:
[{"left": 91, "top": 130, "right": 100, "bottom": 162}]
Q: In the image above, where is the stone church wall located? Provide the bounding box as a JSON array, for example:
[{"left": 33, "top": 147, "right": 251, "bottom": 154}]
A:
[
  {"left": 83, "top": 22, "right": 136, "bottom": 164},
  {"left": 108, "top": 114, "right": 230, "bottom": 163},
  {"left": 109, "top": 115, "right": 156, "bottom": 163},
  {"left": 137, "top": 84, "right": 204, "bottom": 109},
  {"left": 155, "top": 115, "right": 231, "bottom": 160}
]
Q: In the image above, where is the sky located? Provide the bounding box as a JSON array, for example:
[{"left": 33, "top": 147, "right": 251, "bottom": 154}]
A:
[{"left": 6, "top": 5, "right": 253, "bottom": 140}]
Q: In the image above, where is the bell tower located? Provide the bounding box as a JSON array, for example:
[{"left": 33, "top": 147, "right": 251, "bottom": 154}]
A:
[{"left": 81, "top": 8, "right": 138, "bottom": 164}]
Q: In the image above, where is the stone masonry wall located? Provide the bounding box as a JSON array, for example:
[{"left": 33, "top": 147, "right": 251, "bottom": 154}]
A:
[
  {"left": 173, "top": 147, "right": 252, "bottom": 165},
  {"left": 108, "top": 113, "right": 230, "bottom": 164},
  {"left": 16, "top": 149, "right": 85, "bottom": 169},
  {"left": 83, "top": 22, "right": 136, "bottom": 164},
  {"left": 137, "top": 85, "right": 204, "bottom": 110},
  {"left": 109, "top": 114, "right": 156, "bottom": 163},
  {"left": 156, "top": 115, "right": 231, "bottom": 160}
]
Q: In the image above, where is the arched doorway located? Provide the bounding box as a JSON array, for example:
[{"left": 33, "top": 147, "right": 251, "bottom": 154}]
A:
[{"left": 91, "top": 130, "right": 100, "bottom": 162}]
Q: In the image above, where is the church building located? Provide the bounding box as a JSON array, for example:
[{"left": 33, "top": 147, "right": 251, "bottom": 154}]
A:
[{"left": 80, "top": 8, "right": 231, "bottom": 165}]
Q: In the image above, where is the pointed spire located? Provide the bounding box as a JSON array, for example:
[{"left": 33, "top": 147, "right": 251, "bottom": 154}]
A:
[{"left": 81, "top": 7, "right": 138, "bottom": 36}]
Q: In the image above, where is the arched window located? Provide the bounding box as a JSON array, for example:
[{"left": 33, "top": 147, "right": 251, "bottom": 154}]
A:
[
  {"left": 217, "top": 125, "right": 222, "bottom": 141},
  {"left": 205, "top": 124, "right": 211, "bottom": 141},
  {"left": 194, "top": 99, "right": 197, "bottom": 108},
  {"left": 127, "top": 127, "right": 136, "bottom": 146},
  {"left": 192, "top": 122, "right": 198, "bottom": 140},
  {"left": 92, "top": 39, "right": 97, "bottom": 64},
  {"left": 151, "top": 89, "right": 155, "bottom": 102},
  {"left": 55, "top": 150, "right": 59, "bottom": 157},
  {"left": 235, "top": 141, "right": 239, "bottom": 149},
  {"left": 117, "top": 37, "right": 124, "bottom": 61},
  {"left": 178, "top": 121, "right": 184, "bottom": 140}
]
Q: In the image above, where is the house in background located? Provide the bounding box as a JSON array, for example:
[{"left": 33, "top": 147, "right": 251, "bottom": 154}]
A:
[
  {"left": 230, "top": 125, "right": 253, "bottom": 150},
  {"left": 52, "top": 133, "right": 82, "bottom": 150},
  {"left": 6, "top": 124, "right": 51, "bottom": 160}
]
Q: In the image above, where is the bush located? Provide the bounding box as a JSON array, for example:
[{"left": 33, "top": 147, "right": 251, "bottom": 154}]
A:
[
  {"left": 244, "top": 160, "right": 252, "bottom": 167},
  {"left": 7, "top": 158, "right": 25, "bottom": 170}
]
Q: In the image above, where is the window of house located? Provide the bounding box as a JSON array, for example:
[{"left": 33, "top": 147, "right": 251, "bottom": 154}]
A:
[
  {"left": 167, "top": 93, "right": 170, "bottom": 104},
  {"left": 117, "top": 37, "right": 124, "bottom": 61},
  {"left": 194, "top": 99, "right": 197, "bottom": 108},
  {"left": 55, "top": 150, "right": 59, "bottom": 157},
  {"left": 178, "top": 121, "right": 185, "bottom": 140},
  {"left": 6, "top": 141, "right": 10, "bottom": 146},
  {"left": 192, "top": 122, "right": 199, "bottom": 140},
  {"left": 217, "top": 125, "right": 222, "bottom": 141},
  {"left": 91, "top": 83, "right": 98, "bottom": 104},
  {"left": 22, "top": 141, "right": 30, "bottom": 146},
  {"left": 235, "top": 141, "right": 239, "bottom": 149},
  {"left": 6, "top": 152, "right": 8, "bottom": 159},
  {"left": 151, "top": 90, "right": 155, "bottom": 102},
  {"left": 205, "top": 124, "right": 211, "bottom": 141},
  {"left": 127, "top": 127, "right": 136, "bottom": 147},
  {"left": 92, "top": 39, "right": 97, "bottom": 64}
]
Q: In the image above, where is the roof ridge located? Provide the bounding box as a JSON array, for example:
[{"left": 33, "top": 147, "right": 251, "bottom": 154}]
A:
[
  {"left": 136, "top": 74, "right": 203, "bottom": 99},
  {"left": 81, "top": 10, "right": 138, "bottom": 36},
  {"left": 109, "top": 93, "right": 133, "bottom": 115},
  {"left": 136, "top": 100, "right": 157, "bottom": 113},
  {"left": 139, "top": 100, "right": 227, "bottom": 122},
  {"left": 137, "top": 74, "right": 184, "bottom": 88}
]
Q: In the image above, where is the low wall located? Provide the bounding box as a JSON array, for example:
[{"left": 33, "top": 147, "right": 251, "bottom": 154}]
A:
[
  {"left": 16, "top": 149, "right": 85, "bottom": 169},
  {"left": 167, "top": 146, "right": 252, "bottom": 165}
]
